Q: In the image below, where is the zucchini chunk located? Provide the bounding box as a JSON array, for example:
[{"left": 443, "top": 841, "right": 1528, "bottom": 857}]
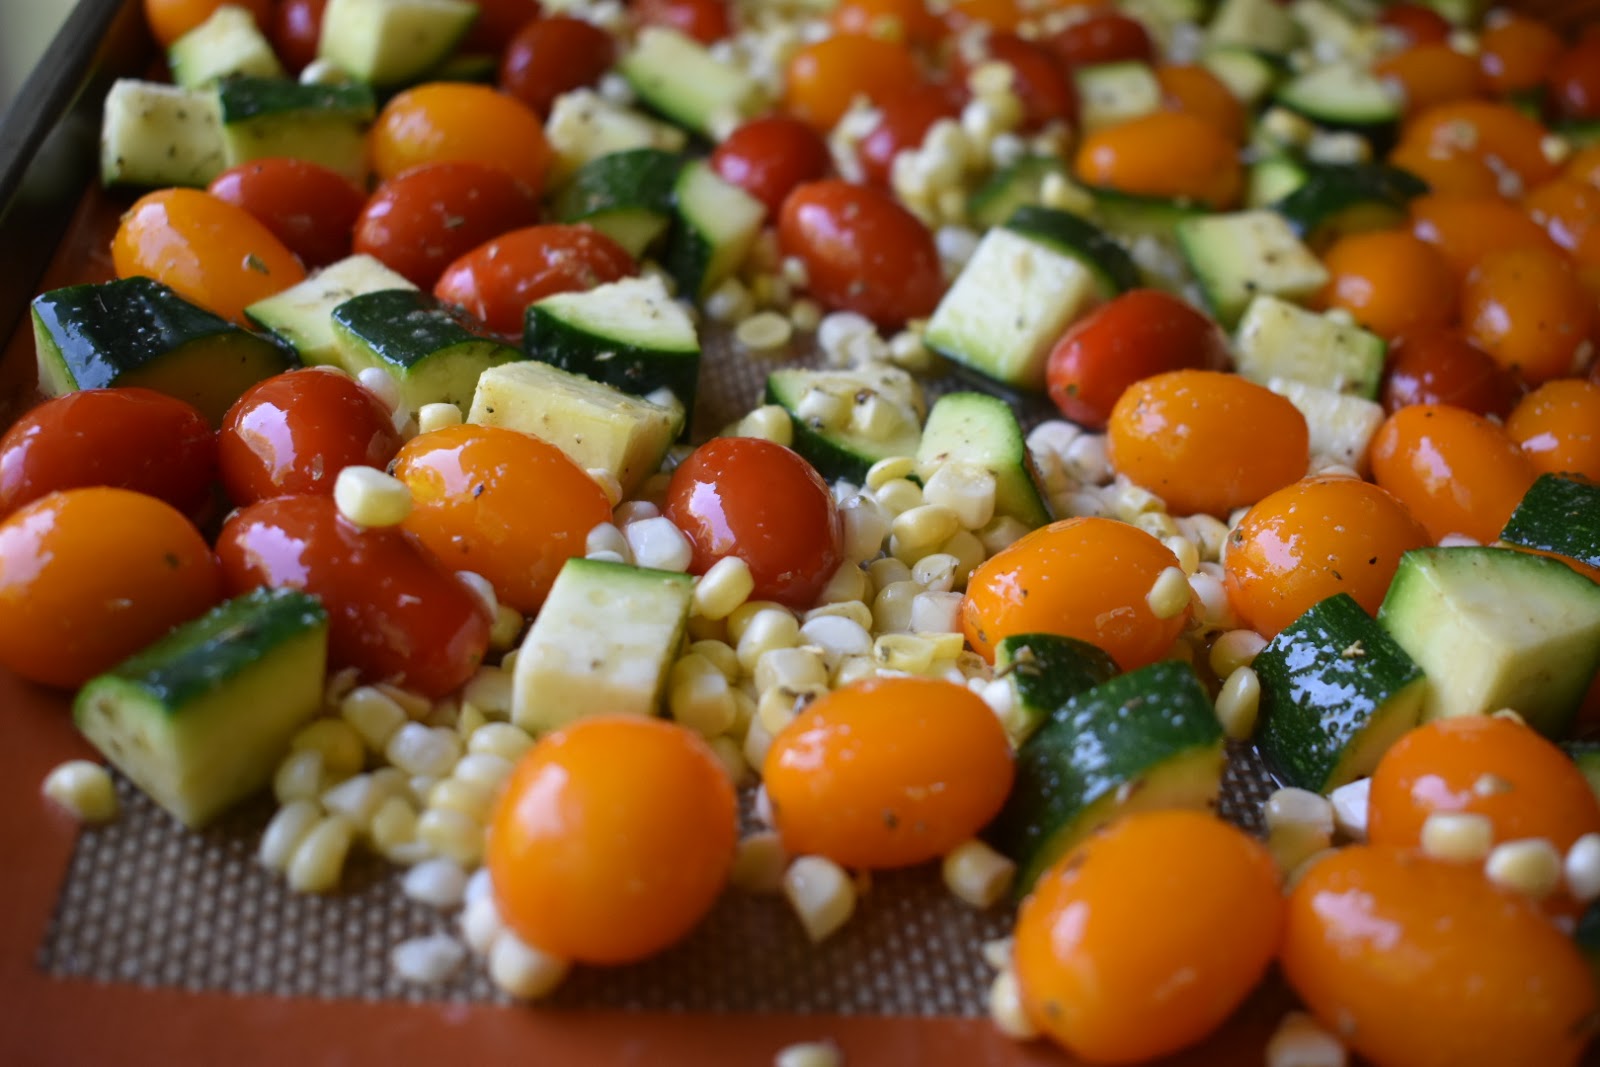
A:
[
  {"left": 618, "top": 27, "right": 765, "bottom": 138},
  {"left": 996, "top": 633, "right": 1119, "bottom": 745},
  {"left": 1207, "top": 0, "right": 1301, "bottom": 54},
  {"left": 765, "top": 365, "right": 925, "bottom": 485},
  {"left": 1003, "top": 205, "right": 1141, "bottom": 297},
  {"left": 662, "top": 160, "right": 767, "bottom": 301},
  {"left": 74, "top": 589, "right": 329, "bottom": 829},
  {"left": 1234, "top": 294, "right": 1386, "bottom": 399},
  {"left": 1499, "top": 474, "right": 1600, "bottom": 573},
  {"left": 216, "top": 78, "right": 376, "bottom": 183},
  {"left": 1175, "top": 209, "right": 1329, "bottom": 327},
  {"left": 915, "top": 391, "right": 1053, "bottom": 531},
  {"left": 246, "top": 253, "right": 418, "bottom": 367},
  {"left": 316, "top": 0, "right": 478, "bottom": 88},
  {"left": 1265, "top": 378, "right": 1385, "bottom": 472},
  {"left": 968, "top": 157, "right": 1069, "bottom": 230},
  {"left": 1072, "top": 62, "right": 1162, "bottom": 133},
  {"left": 168, "top": 6, "right": 284, "bottom": 88},
  {"left": 100, "top": 79, "right": 227, "bottom": 188},
  {"left": 1272, "top": 163, "right": 1429, "bottom": 250},
  {"left": 330, "top": 289, "right": 523, "bottom": 411},
  {"left": 552, "top": 148, "right": 683, "bottom": 258},
  {"left": 544, "top": 89, "right": 689, "bottom": 187}
]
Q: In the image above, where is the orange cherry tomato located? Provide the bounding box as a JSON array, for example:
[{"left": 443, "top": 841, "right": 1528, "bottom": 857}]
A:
[
  {"left": 1107, "top": 369, "right": 1308, "bottom": 518},
  {"left": 962, "top": 517, "right": 1187, "bottom": 668},
  {"left": 368, "top": 84, "right": 552, "bottom": 188},
  {"left": 942, "top": 0, "right": 1023, "bottom": 32},
  {"left": 111, "top": 188, "right": 306, "bottom": 326},
  {"left": 1157, "top": 64, "right": 1246, "bottom": 143},
  {"left": 1369, "top": 404, "right": 1537, "bottom": 543},
  {"left": 1477, "top": 12, "right": 1564, "bottom": 97},
  {"left": 1014, "top": 811, "right": 1283, "bottom": 1064},
  {"left": 1382, "top": 326, "right": 1521, "bottom": 419},
  {"left": 763, "top": 676, "right": 1014, "bottom": 869},
  {"left": 1505, "top": 379, "right": 1600, "bottom": 481},
  {"left": 1386, "top": 142, "right": 1502, "bottom": 197},
  {"left": 830, "top": 0, "right": 943, "bottom": 46},
  {"left": 1409, "top": 191, "right": 1556, "bottom": 277},
  {"left": 1461, "top": 243, "right": 1593, "bottom": 385},
  {"left": 143, "top": 0, "right": 271, "bottom": 47},
  {"left": 1400, "top": 101, "right": 1559, "bottom": 189},
  {"left": 783, "top": 35, "right": 923, "bottom": 131},
  {"left": 1375, "top": 43, "right": 1486, "bottom": 116},
  {"left": 498, "top": 17, "right": 616, "bottom": 118},
  {"left": 1524, "top": 178, "right": 1600, "bottom": 253},
  {"left": 392, "top": 424, "right": 612, "bottom": 614},
  {"left": 1075, "top": 111, "right": 1242, "bottom": 209},
  {"left": 488, "top": 716, "right": 737, "bottom": 965},
  {"left": 1319, "top": 229, "right": 1456, "bottom": 338},
  {"left": 1283, "top": 845, "right": 1597, "bottom": 1067},
  {"left": 711, "top": 115, "right": 834, "bottom": 214},
  {"left": 1224, "top": 476, "right": 1431, "bottom": 638},
  {"left": 1564, "top": 144, "right": 1600, "bottom": 189},
  {"left": 0, "top": 488, "right": 220, "bottom": 688}
]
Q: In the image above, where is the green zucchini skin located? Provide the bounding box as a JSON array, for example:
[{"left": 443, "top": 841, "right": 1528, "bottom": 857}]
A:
[
  {"left": 764, "top": 366, "right": 923, "bottom": 486},
  {"left": 1272, "top": 163, "right": 1429, "bottom": 249},
  {"left": 215, "top": 78, "right": 376, "bottom": 124},
  {"left": 331, "top": 289, "right": 523, "bottom": 411},
  {"left": 524, "top": 305, "right": 700, "bottom": 416},
  {"left": 1254, "top": 592, "right": 1427, "bottom": 794},
  {"left": 552, "top": 147, "right": 683, "bottom": 257},
  {"left": 1004, "top": 204, "right": 1142, "bottom": 295},
  {"left": 995, "top": 632, "right": 1119, "bottom": 743},
  {"left": 1500, "top": 474, "right": 1600, "bottom": 572},
  {"left": 967, "top": 157, "right": 1065, "bottom": 230}
]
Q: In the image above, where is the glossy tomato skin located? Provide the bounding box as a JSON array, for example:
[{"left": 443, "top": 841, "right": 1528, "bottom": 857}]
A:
[
  {"left": 354, "top": 163, "right": 542, "bottom": 289},
  {"left": 1047, "top": 10, "right": 1154, "bottom": 67},
  {"left": 433, "top": 224, "right": 636, "bottom": 336},
  {"left": 778, "top": 180, "right": 943, "bottom": 328},
  {"left": 144, "top": 0, "right": 271, "bottom": 47},
  {"left": 218, "top": 369, "right": 405, "bottom": 506},
  {"left": 1044, "top": 289, "right": 1231, "bottom": 430},
  {"left": 499, "top": 17, "right": 616, "bottom": 118},
  {"left": 217, "top": 494, "right": 491, "bottom": 697},
  {"left": 269, "top": 0, "right": 327, "bottom": 72},
  {"left": 463, "top": 0, "right": 543, "bottom": 52},
  {"left": 0, "top": 389, "right": 215, "bottom": 520},
  {"left": 1381, "top": 326, "right": 1521, "bottom": 418},
  {"left": 854, "top": 83, "right": 963, "bottom": 187},
  {"left": 631, "top": 0, "right": 731, "bottom": 43},
  {"left": 207, "top": 158, "right": 364, "bottom": 268},
  {"left": 1378, "top": 2, "right": 1451, "bottom": 45},
  {"left": 664, "top": 437, "right": 842, "bottom": 609},
  {"left": 975, "top": 33, "right": 1077, "bottom": 130},
  {"left": 368, "top": 84, "right": 552, "bottom": 189},
  {"left": 711, "top": 116, "right": 833, "bottom": 215}
]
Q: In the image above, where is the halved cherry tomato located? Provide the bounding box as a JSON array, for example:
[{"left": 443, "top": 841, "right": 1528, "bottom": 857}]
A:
[
  {"left": 0, "top": 488, "right": 220, "bottom": 688},
  {"left": 1369, "top": 403, "right": 1537, "bottom": 543},
  {"left": 1224, "top": 476, "right": 1431, "bottom": 638},
  {"left": 143, "top": 0, "right": 271, "bottom": 47},
  {"left": 663, "top": 436, "right": 842, "bottom": 609},
  {"left": 354, "top": 163, "right": 542, "bottom": 289},
  {"left": 1377, "top": 2, "right": 1452, "bottom": 45},
  {"left": 0, "top": 389, "right": 215, "bottom": 521},
  {"left": 962, "top": 516, "right": 1186, "bottom": 668},
  {"left": 632, "top": 0, "right": 731, "bottom": 43},
  {"left": 217, "top": 494, "right": 492, "bottom": 697},
  {"left": 1505, "top": 379, "right": 1600, "bottom": 481},
  {"left": 784, "top": 35, "right": 923, "bottom": 131},
  {"left": 1375, "top": 42, "right": 1486, "bottom": 116},
  {"left": 1046, "top": 10, "right": 1153, "bottom": 67},
  {"left": 433, "top": 224, "right": 636, "bottom": 337},
  {"left": 711, "top": 116, "right": 834, "bottom": 215},
  {"left": 1075, "top": 111, "right": 1242, "bottom": 208},
  {"left": 854, "top": 83, "right": 962, "bottom": 187},
  {"left": 778, "top": 179, "right": 943, "bottom": 327},
  {"left": 1284, "top": 845, "right": 1597, "bottom": 1067},
  {"left": 1014, "top": 811, "right": 1283, "bottom": 1064},
  {"left": 1107, "top": 370, "right": 1308, "bottom": 517},
  {"left": 218, "top": 369, "right": 404, "bottom": 507},
  {"left": 1382, "top": 326, "right": 1521, "bottom": 418},
  {"left": 1319, "top": 229, "right": 1457, "bottom": 338},
  {"left": 392, "top": 424, "right": 612, "bottom": 613},
  {"left": 488, "top": 715, "right": 736, "bottom": 965},
  {"left": 463, "top": 0, "right": 543, "bottom": 52},
  {"left": 763, "top": 675, "right": 1014, "bottom": 869},
  {"left": 207, "top": 158, "right": 365, "bottom": 268},
  {"left": 1477, "top": 12, "right": 1563, "bottom": 97},
  {"left": 1549, "top": 34, "right": 1600, "bottom": 121},
  {"left": 830, "top": 0, "right": 943, "bottom": 46},
  {"left": 498, "top": 17, "right": 616, "bottom": 118},
  {"left": 269, "top": 0, "right": 327, "bottom": 73},
  {"left": 1461, "top": 243, "right": 1593, "bottom": 385},
  {"left": 368, "top": 84, "right": 552, "bottom": 188},
  {"left": 112, "top": 188, "right": 306, "bottom": 325},
  {"left": 1044, "top": 289, "right": 1231, "bottom": 430}
]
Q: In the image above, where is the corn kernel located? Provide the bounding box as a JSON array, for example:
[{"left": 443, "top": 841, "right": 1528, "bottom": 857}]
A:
[
  {"left": 731, "top": 830, "right": 789, "bottom": 893},
  {"left": 334, "top": 465, "right": 413, "bottom": 527},
  {"left": 42, "top": 760, "right": 118, "bottom": 823},
  {"left": 1329, "top": 778, "right": 1370, "bottom": 841},
  {"left": 783, "top": 855, "right": 857, "bottom": 942},
  {"left": 273, "top": 748, "right": 327, "bottom": 804},
  {"left": 1146, "top": 565, "right": 1192, "bottom": 620},
  {"left": 872, "top": 580, "right": 922, "bottom": 633},
  {"left": 774, "top": 1042, "right": 842, "bottom": 1067},
  {"left": 291, "top": 718, "right": 365, "bottom": 780},
  {"left": 428, "top": 777, "right": 496, "bottom": 823},
  {"left": 670, "top": 654, "right": 739, "bottom": 736},
  {"left": 988, "top": 969, "right": 1038, "bottom": 1040},
  {"left": 418, "top": 807, "right": 485, "bottom": 866},
  {"left": 1420, "top": 811, "right": 1494, "bottom": 862},
  {"left": 1214, "top": 666, "right": 1262, "bottom": 740},
  {"left": 260, "top": 799, "right": 323, "bottom": 872},
  {"left": 942, "top": 839, "right": 1015, "bottom": 907},
  {"left": 737, "top": 609, "right": 802, "bottom": 674},
  {"left": 370, "top": 795, "right": 418, "bottom": 855},
  {"left": 488, "top": 935, "right": 569, "bottom": 1000},
  {"left": 468, "top": 722, "right": 533, "bottom": 762},
  {"left": 1266, "top": 1011, "right": 1347, "bottom": 1067},
  {"left": 1566, "top": 833, "right": 1600, "bottom": 903},
  {"left": 286, "top": 813, "right": 357, "bottom": 893},
  {"left": 417, "top": 402, "right": 462, "bottom": 435},
  {"left": 1484, "top": 838, "right": 1563, "bottom": 900},
  {"left": 872, "top": 477, "right": 924, "bottom": 517}
]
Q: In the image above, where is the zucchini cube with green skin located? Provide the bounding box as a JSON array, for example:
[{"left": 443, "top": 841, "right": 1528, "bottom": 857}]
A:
[
  {"left": 469, "top": 359, "right": 684, "bottom": 497},
  {"left": 73, "top": 589, "right": 329, "bottom": 829},
  {"left": 317, "top": 0, "right": 478, "bottom": 88},
  {"left": 544, "top": 90, "right": 689, "bottom": 187},
  {"left": 1272, "top": 164, "right": 1428, "bottom": 250},
  {"left": 512, "top": 558, "right": 695, "bottom": 734},
  {"left": 1072, "top": 61, "right": 1162, "bottom": 134},
  {"left": 967, "top": 157, "right": 1070, "bottom": 230},
  {"left": 1499, "top": 474, "right": 1600, "bottom": 572},
  {"left": 1202, "top": 47, "right": 1283, "bottom": 108},
  {"left": 1266, "top": 378, "right": 1385, "bottom": 473},
  {"left": 662, "top": 160, "right": 767, "bottom": 302},
  {"left": 1377, "top": 547, "right": 1600, "bottom": 738},
  {"left": 1254, "top": 593, "right": 1426, "bottom": 794},
  {"left": 525, "top": 274, "right": 700, "bottom": 415},
  {"left": 996, "top": 633, "right": 1119, "bottom": 745},
  {"left": 1176, "top": 209, "right": 1329, "bottom": 327},
  {"left": 916, "top": 392, "right": 1053, "bottom": 531},
  {"left": 32, "top": 276, "right": 292, "bottom": 427},
  {"left": 330, "top": 289, "right": 523, "bottom": 413},
  {"left": 1274, "top": 63, "right": 1401, "bottom": 136},
  {"left": 1003, "top": 205, "right": 1141, "bottom": 296},
  {"left": 619, "top": 27, "right": 765, "bottom": 138},
  {"left": 168, "top": 5, "right": 284, "bottom": 88},
  {"left": 217, "top": 79, "right": 376, "bottom": 184},
  {"left": 99, "top": 79, "right": 228, "bottom": 188},
  {"left": 1088, "top": 187, "right": 1205, "bottom": 239},
  {"left": 986, "top": 660, "right": 1226, "bottom": 896},
  {"left": 765, "top": 366, "right": 925, "bottom": 486},
  {"left": 1206, "top": 0, "right": 1301, "bottom": 55},
  {"left": 1234, "top": 295, "right": 1386, "bottom": 399},
  {"left": 552, "top": 148, "right": 683, "bottom": 258},
  {"left": 246, "top": 254, "right": 417, "bottom": 367}
]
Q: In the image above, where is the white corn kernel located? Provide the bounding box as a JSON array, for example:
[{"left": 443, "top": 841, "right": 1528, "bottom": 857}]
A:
[
  {"left": 737, "top": 609, "right": 802, "bottom": 673},
  {"left": 586, "top": 522, "right": 630, "bottom": 559},
  {"left": 387, "top": 723, "right": 463, "bottom": 779},
  {"left": 743, "top": 714, "right": 777, "bottom": 769},
  {"left": 774, "top": 1041, "right": 842, "bottom": 1067},
  {"left": 891, "top": 504, "right": 962, "bottom": 558},
  {"left": 735, "top": 404, "right": 794, "bottom": 446},
  {"left": 690, "top": 638, "right": 741, "bottom": 681},
  {"left": 489, "top": 603, "right": 524, "bottom": 650},
  {"left": 1484, "top": 838, "right": 1563, "bottom": 900},
  {"left": 832, "top": 655, "right": 877, "bottom": 687},
  {"left": 377, "top": 682, "right": 432, "bottom": 719},
  {"left": 488, "top": 934, "right": 569, "bottom": 1000},
  {"left": 42, "top": 760, "right": 118, "bottom": 824},
  {"left": 341, "top": 685, "right": 408, "bottom": 751},
  {"left": 429, "top": 777, "right": 496, "bottom": 822},
  {"left": 1420, "top": 811, "right": 1494, "bottom": 862},
  {"left": 922, "top": 461, "right": 997, "bottom": 531},
  {"left": 1214, "top": 666, "right": 1262, "bottom": 740},
  {"left": 736, "top": 310, "right": 794, "bottom": 352},
  {"left": 1266, "top": 788, "right": 1336, "bottom": 837},
  {"left": 864, "top": 456, "right": 917, "bottom": 491},
  {"left": 321, "top": 773, "right": 390, "bottom": 827},
  {"left": 784, "top": 855, "right": 857, "bottom": 942},
  {"left": 1064, "top": 434, "right": 1111, "bottom": 483},
  {"left": 731, "top": 830, "right": 789, "bottom": 894},
  {"left": 586, "top": 467, "right": 623, "bottom": 508},
  {"left": 873, "top": 477, "right": 924, "bottom": 517},
  {"left": 875, "top": 633, "right": 936, "bottom": 674},
  {"left": 1329, "top": 778, "right": 1370, "bottom": 842},
  {"left": 468, "top": 722, "right": 533, "bottom": 762},
  {"left": 1146, "top": 566, "right": 1192, "bottom": 620},
  {"left": 291, "top": 718, "right": 365, "bottom": 780},
  {"left": 757, "top": 686, "right": 805, "bottom": 736},
  {"left": 463, "top": 667, "right": 513, "bottom": 716},
  {"left": 1132, "top": 511, "right": 1179, "bottom": 541},
  {"left": 872, "top": 580, "right": 923, "bottom": 634},
  {"left": 357, "top": 367, "right": 402, "bottom": 411},
  {"left": 615, "top": 500, "right": 661, "bottom": 526},
  {"left": 402, "top": 858, "right": 470, "bottom": 909},
  {"left": 841, "top": 497, "right": 891, "bottom": 562},
  {"left": 911, "top": 552, "right": 959, "bottom": 593},
  {"left": 1187, "top": 572, "right": 1237, "bottom": 631},
  {"left": 790, "top": 299, "right": 824, "bottom": 333},
  {"left": 334, "top": 466, "right": 412, "bottom": 527},
  {"left": 391, "top": 935, "right": 468, "bottom": 985},
  {"left": 817, "top": 561, "right": 871, "bottom": 605},
  {"left": 626, "top": 516, "right": 694, "bottom": 572},
  {"left": 709, "top": 734, "right": 748, "bottom": 784},
  {"left": 988, "top": 969, "right": 1038, "bottom": 1040},
  {"left": 586, "top": 549, "right": 628, "bottom": 565},
  {"left": 286, "top": 813, "right": 357, "bottom": 893},
  {"left": 417, "top": 402, "right": 462, "bottom": 435},
  {"left": 1566, "top": 833, "right": 1600, "bottom": 903},
  {"left": 418, "top": 807, "right": 485, "bottom": 866},
  {"left": 370, "top": 795, "right": 418, "bottom": 855},
  {"left": 1210, "top": 629, "right": 1268, "bottom": 679},
  {"left": 1266, "top": 1011, "right": 1347, "bottom": 1067},
  {"left": 260, "top": 800, "right": 323, "bottom": 872},
  {"left": 456, "top": 570, "right": 499, "bottom": 620},
  {"left": 981, "top": 937, "right": 1013, "bottom": 971},
  {"left": 909, "top": 590, "right": 963, "bottom": 634},
  {"left": 670, "top": 654, "right": 739, "bottom": 736},
  {"left": 459, "top": 893, "right": 504, "bottom": 956},
  {"left": 799, "top": 614, "right": 874, "bottom": 667},
  {"left": 942, "top": 839, "right": 1016, "bottom": 908},
  {"left": 977, "top": 515, "right": 1030, "bottom": 555},
  {"left": 728, "top": 600, "right": 791, "bottom": 644},
  {"left": 695, "top": 556, "right": 756, "bottom": 620},
  {"left": 1164, "top": 534, "right": 1201, "bottom": 575},
  {"left": 453, "top": 752, "right": 514, "bottom": 793},
  {"left": 274, "top": 748, "right": 327, "bottom": 804},
  {"left": 866, "top": 556, "right": 913, "bottom": 589},
  {"left": 756, "top": 646, "right": 829, "bottom": 695}
]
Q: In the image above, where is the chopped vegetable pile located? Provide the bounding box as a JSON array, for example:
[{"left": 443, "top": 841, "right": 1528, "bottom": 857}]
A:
[{"left": 5, "top": 0, "right": 1600, "bottom": 1061}]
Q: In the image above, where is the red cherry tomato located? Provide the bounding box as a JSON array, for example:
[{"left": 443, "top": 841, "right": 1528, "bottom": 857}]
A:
[
  {"left": 353, "top": 163, "right": 542, "bottom": 290},
  {"left": 218, "top": 369, "right": 405, "bottom": 506},
  {"left": 1549, "top": 35, "right": 1600, "bottom": 121},
  {"left": 433, "top": 224, "right": 637, "bottom": 337},
  {"left": 855, "top": 83, "right": 962, "bottom": 187},
  {"left": 778, "top": 180, "right": 943, "bottom": 328},
  {"left": 269, "top": 0, "right": 327, "bottom": 73},
  {"left": 632, "top": 0, "right": 731, "bottom": 43},
  {"left": 206, "top": 157, "right": 364, "bottom": 268},
  {"left": 1045, "top": 289, "right": 1232, "bottom": 430},
  {"left": 498, "top": 17, "right": 616, "bottom": 118},
  {"left": 1378, "top": 2, "right": 1452, "bottom": 45},
  {"left": 217, "top": 494, "right": 492, "bottom": 697},
  {"left": 976, "top": 33, "right": 1077, "bottom": 130},
  {"left": 463, "top": 0, "right": 544, "bottom": 52},
  {"left": 663, "top": 437, "right": 842, "bottom": 609},
  {"left": 0, "top": 389, "right": 215, "bottom": 520},
  {"left": 1047, "top": 11, "right": 1154, "bottom": 67},
  {"left": 711, "top": 116, "right": 833, "bottom": 215},
  {"left": 1381, "top": 326, "right": 1522, "bottom": 418}
]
